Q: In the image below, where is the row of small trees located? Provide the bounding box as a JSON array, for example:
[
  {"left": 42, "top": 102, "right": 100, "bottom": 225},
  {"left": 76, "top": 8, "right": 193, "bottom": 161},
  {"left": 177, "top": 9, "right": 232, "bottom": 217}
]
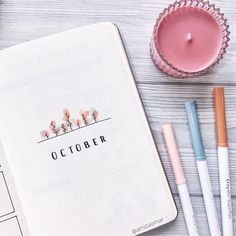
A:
[{"left": 40, "top": 108, "right": 99, "bottom": 139}]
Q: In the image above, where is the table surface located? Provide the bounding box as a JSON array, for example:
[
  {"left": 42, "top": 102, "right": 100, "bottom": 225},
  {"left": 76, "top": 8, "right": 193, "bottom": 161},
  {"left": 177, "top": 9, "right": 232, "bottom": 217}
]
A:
[{"left": 0, "top": 0, "right": 235, "bottom": 235}]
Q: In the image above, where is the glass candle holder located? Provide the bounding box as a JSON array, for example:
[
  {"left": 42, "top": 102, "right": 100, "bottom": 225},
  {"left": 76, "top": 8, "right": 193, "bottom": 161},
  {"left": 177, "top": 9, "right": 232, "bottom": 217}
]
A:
[{"left": 150, "top": 0, "right": 230, "bottom": 78}]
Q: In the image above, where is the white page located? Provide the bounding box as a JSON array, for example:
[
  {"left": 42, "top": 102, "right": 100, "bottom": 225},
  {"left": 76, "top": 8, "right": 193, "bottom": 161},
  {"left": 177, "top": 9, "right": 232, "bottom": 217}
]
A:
[
  {"left": 0, "top": 22, "right": 177, "bottom": 236},
  {"left": 0, "top": 142, "right": 30, "bottom": 236}
]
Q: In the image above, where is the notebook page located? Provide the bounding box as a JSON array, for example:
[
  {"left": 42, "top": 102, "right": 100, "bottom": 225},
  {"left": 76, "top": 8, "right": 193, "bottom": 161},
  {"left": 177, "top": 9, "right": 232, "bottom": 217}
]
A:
[
  {"left": 0, "top": 142, "right": 30, "bottom": 236},
  {"left": 0, "top": 22, "right": 176, "bottom": 236}
]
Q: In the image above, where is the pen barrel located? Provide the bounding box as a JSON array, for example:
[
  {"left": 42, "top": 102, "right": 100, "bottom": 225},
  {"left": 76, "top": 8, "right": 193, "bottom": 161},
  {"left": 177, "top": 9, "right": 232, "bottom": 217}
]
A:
[
  {"left": 185, "top": 101, "right": 206, "bottom": 161},
  {"left": 213, "top": 87, "right": 228, "bottom": 147},
  {"left": 218, "top": 147, "right": 233, "bottom": 236},
  {"left": 197, "top": 160, "right": 221, "bottom": 236},
  {"left": 162, "top": 124, "right": 186, "bottom": 184},
  {"left": 177, "top": 184, "right": 199, "bottom": 236}
]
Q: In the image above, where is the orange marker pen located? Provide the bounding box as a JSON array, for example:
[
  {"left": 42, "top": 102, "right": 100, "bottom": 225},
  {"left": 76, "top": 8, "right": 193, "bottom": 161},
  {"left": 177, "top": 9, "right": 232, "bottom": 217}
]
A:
[{"left": 213, "top": 87, "right": 233, "bottom": 236}]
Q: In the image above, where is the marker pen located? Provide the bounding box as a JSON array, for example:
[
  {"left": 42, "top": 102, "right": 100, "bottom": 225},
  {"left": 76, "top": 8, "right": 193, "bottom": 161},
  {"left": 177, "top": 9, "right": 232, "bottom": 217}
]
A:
[
  {"left": 185, "top": 101, "right": 221, "bottom": 236},
  {"left": 163, "top": 124, "right": 199, "bottom": 236},
  {"left": 213, "top": 87, "right": 233, "bottom": 236}
]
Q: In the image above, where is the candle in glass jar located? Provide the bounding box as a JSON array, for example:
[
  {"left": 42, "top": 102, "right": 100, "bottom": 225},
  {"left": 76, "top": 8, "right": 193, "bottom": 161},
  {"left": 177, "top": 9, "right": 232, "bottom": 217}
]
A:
[{"left": 151, "top": 0, "right": 230, "bottom": 78}]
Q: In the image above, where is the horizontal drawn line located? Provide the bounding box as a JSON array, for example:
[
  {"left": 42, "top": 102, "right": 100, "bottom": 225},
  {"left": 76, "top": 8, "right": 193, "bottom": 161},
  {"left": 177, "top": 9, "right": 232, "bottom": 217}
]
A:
[{"left": 38, "top": 117, "right": 111, "bottom": 144}]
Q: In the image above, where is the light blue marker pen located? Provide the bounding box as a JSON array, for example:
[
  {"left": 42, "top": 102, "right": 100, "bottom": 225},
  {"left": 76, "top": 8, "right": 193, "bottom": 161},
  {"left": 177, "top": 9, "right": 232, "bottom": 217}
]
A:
[{"left": 185, "top": 101, "right": 221, "bottom": 236}]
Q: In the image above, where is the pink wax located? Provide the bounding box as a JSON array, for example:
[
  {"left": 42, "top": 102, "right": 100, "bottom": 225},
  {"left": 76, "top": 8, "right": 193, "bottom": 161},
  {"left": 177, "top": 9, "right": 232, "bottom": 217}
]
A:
[{"left": 155, "top": 7, "right": 223, "bottom": 72}]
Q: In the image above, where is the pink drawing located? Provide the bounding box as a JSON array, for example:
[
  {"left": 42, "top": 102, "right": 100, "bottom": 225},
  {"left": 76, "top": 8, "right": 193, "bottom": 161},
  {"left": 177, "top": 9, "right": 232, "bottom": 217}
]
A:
[
  {"left": 63, "top": 108, "right": 73, "bottom": 131},
  {"left": 91, "top": 109, "right": 99, "bottom": 122},
  {"left": 61, "top": 123, "right": 68, "bottom": 133},
  {"left": 72, "top": 118, "right": 82, "bottom": 128},
  {"left": 39, "top": 107, "right": 100, "bottom": 140},
  {"left": 81, "top": 110, "right": 90, "bottom": 125},
  {"left": 40, "top": 130, "right": 50, "bottom": 139},
  {"left": 49, "top": 121, "right": 60, "bottom": 136}
]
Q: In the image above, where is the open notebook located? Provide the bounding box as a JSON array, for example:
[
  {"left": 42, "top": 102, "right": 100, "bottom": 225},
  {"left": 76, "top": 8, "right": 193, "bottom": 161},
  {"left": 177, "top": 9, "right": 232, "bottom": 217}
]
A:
[{"left": 0, "top": 22, "right": 177, "bottom": 236}]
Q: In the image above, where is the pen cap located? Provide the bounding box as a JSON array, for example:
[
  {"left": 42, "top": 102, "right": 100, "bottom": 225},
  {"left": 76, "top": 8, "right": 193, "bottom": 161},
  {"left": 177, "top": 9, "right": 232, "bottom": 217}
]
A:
[
  {"left": 163, "top": 124, "right": 186, "bottom": 185},
  {"left": 185, "top": 101, "right": 206, "bottom": 161},
  {"left": 213, "top": 87, "right": 228, "bottom": 147}
]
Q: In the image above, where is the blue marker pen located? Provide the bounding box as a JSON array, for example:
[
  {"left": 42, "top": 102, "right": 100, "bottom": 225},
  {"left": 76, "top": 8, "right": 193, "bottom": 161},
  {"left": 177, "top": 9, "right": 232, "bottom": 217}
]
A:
[{"left": 185, "top": 101, "right": 221, "bottom": 236}]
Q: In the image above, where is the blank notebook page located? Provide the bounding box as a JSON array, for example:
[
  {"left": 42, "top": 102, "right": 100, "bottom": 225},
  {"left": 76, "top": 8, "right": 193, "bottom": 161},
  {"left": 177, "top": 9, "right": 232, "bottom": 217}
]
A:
[{"left": 0, "top": 22, "right": 177, "bottom": 236}]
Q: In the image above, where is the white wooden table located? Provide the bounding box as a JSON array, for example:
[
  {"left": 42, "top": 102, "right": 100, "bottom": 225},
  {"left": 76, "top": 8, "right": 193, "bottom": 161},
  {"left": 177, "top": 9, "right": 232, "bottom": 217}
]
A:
[{"left": 0, "top": 0, "right": 235, "bottom": 235}]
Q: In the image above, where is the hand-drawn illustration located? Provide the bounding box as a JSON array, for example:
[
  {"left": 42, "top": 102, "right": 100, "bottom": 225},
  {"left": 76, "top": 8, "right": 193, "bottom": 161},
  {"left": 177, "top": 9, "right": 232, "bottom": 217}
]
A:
[
  {"left": 72, "top": 119, "right": 82, "bottom": 128},
  {"left": 39, "top": 108, "right": 107, "bottom": 143},
  {"left": 49, "top": 121, "right": 60, "bottom": 136},
  {"left": 61, "top": 123, "right": 68, "bottom": 133},
  {"left": 91, "top": 109, "right": 99, "bottom": 122},
  {"left": 80, "top": 110, "right": 90, "bottom": 126},
  {"left": 63, "top": 108, "right": 73, "bottom": 131},
  {"left": 40, "top": 130, "right": 50, "bottom": 139}
]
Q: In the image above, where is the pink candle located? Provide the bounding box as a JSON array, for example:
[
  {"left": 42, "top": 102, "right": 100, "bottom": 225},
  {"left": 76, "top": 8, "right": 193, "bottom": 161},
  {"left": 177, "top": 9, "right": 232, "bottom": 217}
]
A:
[{"left": 151, "top": 0, "right": 230, "bottom": 78}]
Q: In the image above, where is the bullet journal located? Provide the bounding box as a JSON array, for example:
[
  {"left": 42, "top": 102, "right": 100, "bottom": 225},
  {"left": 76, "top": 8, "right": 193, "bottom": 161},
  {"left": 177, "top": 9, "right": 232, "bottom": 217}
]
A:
[{"left": 0, "top": 22, "right": 177, "bottom": 236}]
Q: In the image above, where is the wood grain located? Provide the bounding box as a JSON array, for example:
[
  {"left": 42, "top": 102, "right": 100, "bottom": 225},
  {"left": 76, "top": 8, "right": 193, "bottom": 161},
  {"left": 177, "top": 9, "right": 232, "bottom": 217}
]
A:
[{"left": 0, "top": 0, "right": 235, "bottom": 235}]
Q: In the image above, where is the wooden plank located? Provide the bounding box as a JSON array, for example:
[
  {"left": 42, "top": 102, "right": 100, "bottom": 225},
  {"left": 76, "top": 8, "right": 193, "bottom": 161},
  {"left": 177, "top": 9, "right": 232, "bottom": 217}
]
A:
[
  {"left": 146, "top": 196, "right": 236, "bottom": 236},
  {"left": 0, "top": 0, "right": 235, "bottom": 83},
  {"left": 137, "top": 83, "right": 236, "bottom": 195}
]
